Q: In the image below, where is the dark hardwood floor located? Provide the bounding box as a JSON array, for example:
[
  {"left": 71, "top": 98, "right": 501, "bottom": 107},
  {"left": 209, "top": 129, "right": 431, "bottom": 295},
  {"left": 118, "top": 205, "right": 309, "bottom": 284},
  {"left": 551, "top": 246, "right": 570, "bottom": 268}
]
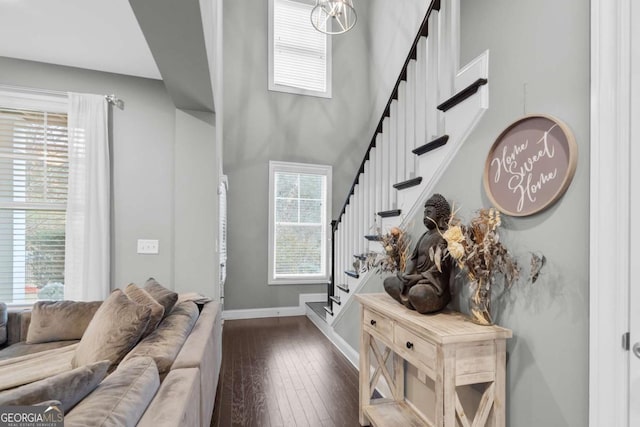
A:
[{"left": 210, "top": 316, "right": 361, "bottom": 427}]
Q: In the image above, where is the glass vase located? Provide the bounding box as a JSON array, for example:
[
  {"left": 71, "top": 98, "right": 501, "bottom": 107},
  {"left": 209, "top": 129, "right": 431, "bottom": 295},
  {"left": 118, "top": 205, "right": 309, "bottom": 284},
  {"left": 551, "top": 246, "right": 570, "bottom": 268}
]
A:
[{"left": 469, "top": 279, "right": 493, "bottom": 326}]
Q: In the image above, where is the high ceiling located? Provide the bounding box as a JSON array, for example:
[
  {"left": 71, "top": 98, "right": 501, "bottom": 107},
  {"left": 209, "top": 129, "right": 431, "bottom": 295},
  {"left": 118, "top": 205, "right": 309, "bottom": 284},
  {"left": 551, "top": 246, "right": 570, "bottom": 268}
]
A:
[{"left": 0, "top": 0, "right": 161, "bottom": 80}]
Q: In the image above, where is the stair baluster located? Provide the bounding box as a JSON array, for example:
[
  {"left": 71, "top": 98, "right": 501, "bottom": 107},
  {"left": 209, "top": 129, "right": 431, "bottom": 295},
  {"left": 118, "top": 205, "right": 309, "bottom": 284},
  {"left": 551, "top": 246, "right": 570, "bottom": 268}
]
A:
[{"left": 323, "top": 0, "right": 487, "bottom": 325}]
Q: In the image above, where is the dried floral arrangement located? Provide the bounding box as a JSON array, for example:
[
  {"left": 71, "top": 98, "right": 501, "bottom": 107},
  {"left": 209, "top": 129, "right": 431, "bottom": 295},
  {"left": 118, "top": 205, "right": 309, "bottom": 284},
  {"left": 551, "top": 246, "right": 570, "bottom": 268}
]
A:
[
  {"left": 440, "top": 208, "right": 519, "bottom": 284},
  {"left": 378, "top": 227, "right": 411, "bottom": 273},
  {"left": 433, "top": 207, "right": 521, "bottom": 324},
  {"left": 359, "top": 227, "right": 411, "bottom": 274}
]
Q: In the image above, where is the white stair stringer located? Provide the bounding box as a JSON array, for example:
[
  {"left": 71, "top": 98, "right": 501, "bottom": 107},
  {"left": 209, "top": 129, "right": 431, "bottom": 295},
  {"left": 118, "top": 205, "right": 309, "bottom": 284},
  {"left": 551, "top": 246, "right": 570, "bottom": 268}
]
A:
[{"left": 327, "top": 49, "right": 489, "bottom": 327}]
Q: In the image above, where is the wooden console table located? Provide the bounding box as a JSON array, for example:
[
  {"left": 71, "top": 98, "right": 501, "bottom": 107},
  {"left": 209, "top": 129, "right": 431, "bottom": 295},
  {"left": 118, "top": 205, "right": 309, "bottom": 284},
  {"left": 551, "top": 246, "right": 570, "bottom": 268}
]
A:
[{"left": 356, "top": 293, "right": 512, "bottom": 427}]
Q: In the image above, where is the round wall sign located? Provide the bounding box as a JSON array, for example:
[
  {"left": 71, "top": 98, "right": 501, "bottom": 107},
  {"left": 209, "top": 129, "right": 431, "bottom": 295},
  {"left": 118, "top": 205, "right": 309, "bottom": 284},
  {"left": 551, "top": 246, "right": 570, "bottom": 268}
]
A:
[{"left": 483, "top": 114, "right": 578, "bottom": 217}]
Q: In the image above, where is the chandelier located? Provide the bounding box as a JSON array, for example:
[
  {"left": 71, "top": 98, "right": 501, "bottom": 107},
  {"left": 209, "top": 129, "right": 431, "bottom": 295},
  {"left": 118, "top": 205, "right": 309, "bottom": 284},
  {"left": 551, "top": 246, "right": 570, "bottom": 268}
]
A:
[{"left": 310, "top": 0, "right": 357, "bottom": 35}]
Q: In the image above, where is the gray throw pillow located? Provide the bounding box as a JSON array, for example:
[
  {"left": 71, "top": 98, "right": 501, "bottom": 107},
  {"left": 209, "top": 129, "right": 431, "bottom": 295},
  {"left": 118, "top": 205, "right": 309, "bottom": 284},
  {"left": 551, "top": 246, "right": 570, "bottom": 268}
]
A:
[
  {"left": 0, "top": 360, "right": 109, "bottom": 412},
  {"left": 26, "top": 300, "right": 102, "bottom": 344},
  {"left": 71, "top": 289, "right": 151, "bottom": 369},
  {"left": 122, "top": 301, "right": 199, "bottom": 377},
  {"left": 143, "top": 278, "right": 178, "bottom": 316},
  {"left": 0, "top": 302, "right": 7, "bottom": 346},
  {"left": 123, "top": 284, "right": 164, "bottom": 338},
  {"left": 65, "top": 357, "right": 160, "bottom": 427}
]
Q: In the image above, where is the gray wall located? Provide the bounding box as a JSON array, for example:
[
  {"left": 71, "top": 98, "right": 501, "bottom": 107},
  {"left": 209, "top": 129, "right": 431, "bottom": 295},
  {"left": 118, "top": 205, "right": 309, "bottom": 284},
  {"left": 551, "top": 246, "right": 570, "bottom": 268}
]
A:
[
  {"left": 366, "top": 0, "right": 431, "bottom": 120},
  {"left": 0, "top": 56, "right": 220, "bottom": 297},
  {"left": 174, "top": 109, "right": 219, "bottom": 296},
  {"left": 222, "top": 0, "right": 375, "bottom": 310},
  {"left": 333, "top": 0, "right": 590, "bottom": 425},
  {"left": 449, "top": 1, "right": 589, "bottom": 424}
]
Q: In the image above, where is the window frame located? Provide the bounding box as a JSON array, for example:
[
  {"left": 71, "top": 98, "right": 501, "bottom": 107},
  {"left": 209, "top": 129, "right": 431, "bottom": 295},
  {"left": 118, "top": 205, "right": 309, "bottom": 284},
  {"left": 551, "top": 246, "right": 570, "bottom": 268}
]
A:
[
  {"left": 0, "top": 89, "right": 68, "bottom": 305},
  {"left": 268, "top": 160, "right": 332, "bottom": 285},
  {"left": 268, "top": 0, "right": 332, "bottom": 98}
]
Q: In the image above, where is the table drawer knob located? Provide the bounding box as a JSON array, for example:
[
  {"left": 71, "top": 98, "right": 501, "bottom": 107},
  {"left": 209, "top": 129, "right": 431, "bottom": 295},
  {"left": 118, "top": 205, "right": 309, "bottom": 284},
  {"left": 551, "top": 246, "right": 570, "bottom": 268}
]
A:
[
  {"left": 406, "top": 341, "right": 414, "bottom": 349},
  {"left": 370, "top": 319, "right": 377, "bottom": 326}
]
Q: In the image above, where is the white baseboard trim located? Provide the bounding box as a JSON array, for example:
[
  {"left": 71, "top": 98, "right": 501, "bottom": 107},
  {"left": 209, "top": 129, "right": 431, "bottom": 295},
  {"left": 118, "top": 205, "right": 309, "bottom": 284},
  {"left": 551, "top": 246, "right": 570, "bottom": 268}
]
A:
[
  {"left": 305, "top": 304, "right": 359, "bottom": 368},
  {"left": 306, "top": 306, "right": 392, "bottom": 398},
  {"left": 299, "top": 292, "right": 326, "bottom": 305},
  {"left": 222, "top": 292, "right": 325, "bottom": 320}
]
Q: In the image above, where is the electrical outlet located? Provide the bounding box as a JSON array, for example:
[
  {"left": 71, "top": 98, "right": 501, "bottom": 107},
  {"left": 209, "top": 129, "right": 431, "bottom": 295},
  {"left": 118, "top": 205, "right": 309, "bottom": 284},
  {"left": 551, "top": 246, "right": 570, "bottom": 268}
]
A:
[{"left": 137, "top": 239, "right": 159, "bottom": 254}]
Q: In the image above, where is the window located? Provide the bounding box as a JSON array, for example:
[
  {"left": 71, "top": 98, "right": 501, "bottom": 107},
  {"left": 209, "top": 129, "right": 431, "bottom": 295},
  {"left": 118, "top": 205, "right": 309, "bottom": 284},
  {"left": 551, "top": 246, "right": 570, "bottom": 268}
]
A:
[
  {"left": 268, "top": 161, "right": 332, "bottom": 284},
  {"left": 0, "top": 91, "right": 68, "bottom": 303},
  {"left": 268, "top": 0, "right": 332, "bottom": 98}
]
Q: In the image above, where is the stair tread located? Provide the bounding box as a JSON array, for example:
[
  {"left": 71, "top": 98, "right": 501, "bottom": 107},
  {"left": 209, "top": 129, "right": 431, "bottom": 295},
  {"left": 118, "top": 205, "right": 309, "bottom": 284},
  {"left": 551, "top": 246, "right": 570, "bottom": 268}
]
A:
[
  {"left": 324, "top": 306, "right": 334, "bottom": 316},
  {"left": 394, "top": 176, "right": 423, "bottom": 190},
  {"left": 378, "top": 209, "right": 402, "bottom": 218},
  {"left": 413, "top": 135, "right": 449, "bottom": 156},
  {"left": 345, "top": 270, "right": 360, "bottom": 279},
  {"left": 336, "top": 284, "right": 350, "bottom": 293},
  {"left": 365, "top": 235, "right": 383, "bottom": 241},
  {"left": 437, "top": 78, "right": 488, "bottom": 112},
  {"left": 330, "top": 295, "right": 341, "bottom": 305}
]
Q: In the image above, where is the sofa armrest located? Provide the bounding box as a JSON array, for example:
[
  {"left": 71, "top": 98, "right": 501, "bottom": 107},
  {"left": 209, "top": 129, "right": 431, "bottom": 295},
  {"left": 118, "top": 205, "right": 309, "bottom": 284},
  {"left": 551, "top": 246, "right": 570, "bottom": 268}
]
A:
[
  {"left": 137, "top": 367, "right": 200, "bottom": 427},
  {"left": 171, "top": 301, "right": 221, "bottom": 427}
]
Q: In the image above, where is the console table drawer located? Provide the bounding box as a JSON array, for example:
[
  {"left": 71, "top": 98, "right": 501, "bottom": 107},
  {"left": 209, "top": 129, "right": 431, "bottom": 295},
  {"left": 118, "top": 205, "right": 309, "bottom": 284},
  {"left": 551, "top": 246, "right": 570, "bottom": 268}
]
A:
[
  {"left": 394, "top": 324, "right": 436, "bottom": 376},
  {"left": 363, "top": 308, "right": 393, "bottom": 340}
]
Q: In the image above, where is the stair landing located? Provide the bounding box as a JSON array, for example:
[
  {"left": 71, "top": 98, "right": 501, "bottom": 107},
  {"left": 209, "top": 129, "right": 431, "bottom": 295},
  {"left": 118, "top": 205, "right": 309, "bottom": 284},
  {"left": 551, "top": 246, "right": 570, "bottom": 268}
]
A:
[{"left": 306, "top": 301, "right": 327, "bottom": 321}]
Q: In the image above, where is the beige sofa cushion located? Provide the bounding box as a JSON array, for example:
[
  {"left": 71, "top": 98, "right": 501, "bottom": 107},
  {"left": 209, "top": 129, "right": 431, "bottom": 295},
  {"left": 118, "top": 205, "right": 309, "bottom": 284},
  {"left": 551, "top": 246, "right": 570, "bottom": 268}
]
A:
[
  {"left": 72, "top": 289, "right": 151, "bottom": 369},
  {"left": 65, "top": 356, "right": 160, "bottom": 427},
  {"left": 124, "top": 283, "right": 164, "bottom": 338},
  {"left": 0, "top": 360, "right": 109, "bottom": 412},
  {"left": 144, "top": 278, "right": 178, "bottom": 316},
  {"left": 26, "top": 300, "right": 102, "bottom": 344},
  {"left": 137, "top": 367, "right": 200, "bottom": 427},
  {"left": 0, "top": 340, "right": 78, "bottom": 361},
  {"left": 0, "top": 343, "right": 78, "bottom": 391},
  {"left": 122, "top": 301, "right": 199, "bottom": 377}
]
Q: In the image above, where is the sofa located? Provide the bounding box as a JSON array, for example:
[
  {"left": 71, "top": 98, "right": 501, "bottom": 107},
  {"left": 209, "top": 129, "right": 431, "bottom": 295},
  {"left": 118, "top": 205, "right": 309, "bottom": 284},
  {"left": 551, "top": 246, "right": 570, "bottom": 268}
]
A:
[{"left": 0, "top": 280, "right": 222, "bottom": 427}]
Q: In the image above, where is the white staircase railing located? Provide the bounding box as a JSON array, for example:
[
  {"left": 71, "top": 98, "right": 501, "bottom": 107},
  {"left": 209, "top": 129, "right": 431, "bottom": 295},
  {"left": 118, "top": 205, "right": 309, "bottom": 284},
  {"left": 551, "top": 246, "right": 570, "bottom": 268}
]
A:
[{"left": 325, "top": 0, "right": 489, "bottom": 324}]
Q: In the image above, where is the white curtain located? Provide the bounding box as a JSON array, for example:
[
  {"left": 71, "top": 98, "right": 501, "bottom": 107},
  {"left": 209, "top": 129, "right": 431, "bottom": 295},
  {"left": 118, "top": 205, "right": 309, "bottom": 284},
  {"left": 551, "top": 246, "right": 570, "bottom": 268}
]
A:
[{"left": 64, "top": 93, "right": 110, "bottom": 301}]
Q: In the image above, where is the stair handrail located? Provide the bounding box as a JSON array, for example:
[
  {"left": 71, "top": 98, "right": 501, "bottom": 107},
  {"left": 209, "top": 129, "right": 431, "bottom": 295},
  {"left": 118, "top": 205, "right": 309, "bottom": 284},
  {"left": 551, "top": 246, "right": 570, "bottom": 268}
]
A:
[{"left": 333, "top": 0, "right": 441, "bottom": 229}]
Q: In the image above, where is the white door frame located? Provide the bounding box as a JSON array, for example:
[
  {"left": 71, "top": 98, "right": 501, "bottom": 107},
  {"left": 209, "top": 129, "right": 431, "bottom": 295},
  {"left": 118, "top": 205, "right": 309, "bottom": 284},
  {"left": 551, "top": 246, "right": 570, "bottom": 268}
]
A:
[
  {"left": 590, "top": 0, "right": 631, "bottom": 426},
  {"left": 629, "top": 1, "right": 640, "bottom": 425}
]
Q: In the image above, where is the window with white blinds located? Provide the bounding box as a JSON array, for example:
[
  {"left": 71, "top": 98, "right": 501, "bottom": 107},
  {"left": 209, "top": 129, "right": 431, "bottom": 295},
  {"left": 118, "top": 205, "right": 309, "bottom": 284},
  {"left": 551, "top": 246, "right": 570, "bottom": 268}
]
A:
[
  {"left": 268, "top": 0, "right": 332, "bottom": 98},
  {"left": 268, "top": 161, "right": 331, "bottom": 285},
  {"left": 0, "top": 106, "right": 68, "bottom": 303}
]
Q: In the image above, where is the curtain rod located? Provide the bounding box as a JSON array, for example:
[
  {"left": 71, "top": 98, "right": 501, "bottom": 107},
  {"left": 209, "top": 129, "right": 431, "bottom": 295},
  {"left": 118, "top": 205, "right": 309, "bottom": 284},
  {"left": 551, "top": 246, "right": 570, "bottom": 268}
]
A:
[
  {"left": 104, "top": 94, "right": 124, "bottom": 110},
  {"left": 0, "top": 84, "right": 124, "bottom": 110}
]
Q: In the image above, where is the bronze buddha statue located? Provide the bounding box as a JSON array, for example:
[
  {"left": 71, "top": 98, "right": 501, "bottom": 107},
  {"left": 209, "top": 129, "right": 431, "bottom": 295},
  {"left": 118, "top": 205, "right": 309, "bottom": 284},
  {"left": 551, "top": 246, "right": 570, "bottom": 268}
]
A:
[{"left": 383, "top": 194, "right": 452, "bottom": 314}]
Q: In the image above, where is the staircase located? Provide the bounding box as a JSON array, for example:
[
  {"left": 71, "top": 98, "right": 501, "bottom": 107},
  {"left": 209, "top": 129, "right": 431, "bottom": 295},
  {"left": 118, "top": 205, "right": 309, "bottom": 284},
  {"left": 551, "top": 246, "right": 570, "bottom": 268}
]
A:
[{"left": 324, "top": 0, "right": 489, "bottom": 324}]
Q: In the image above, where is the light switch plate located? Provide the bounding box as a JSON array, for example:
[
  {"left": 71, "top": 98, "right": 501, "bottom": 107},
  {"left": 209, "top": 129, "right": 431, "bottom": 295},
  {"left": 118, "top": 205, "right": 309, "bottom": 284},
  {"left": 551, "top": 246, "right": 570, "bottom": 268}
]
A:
[{"left": 137, "top": 239, "right": 159, "bottom": 254}]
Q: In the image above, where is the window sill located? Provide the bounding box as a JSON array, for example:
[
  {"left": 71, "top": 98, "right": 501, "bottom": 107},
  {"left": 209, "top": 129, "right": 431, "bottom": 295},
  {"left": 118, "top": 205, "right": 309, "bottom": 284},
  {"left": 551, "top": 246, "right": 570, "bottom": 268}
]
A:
[
  {"left": 268, "top": 84, "right": 332, "bottom": 99},
  {"left": 6, "top": 303, "right": 35, "bottom": 311}
]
